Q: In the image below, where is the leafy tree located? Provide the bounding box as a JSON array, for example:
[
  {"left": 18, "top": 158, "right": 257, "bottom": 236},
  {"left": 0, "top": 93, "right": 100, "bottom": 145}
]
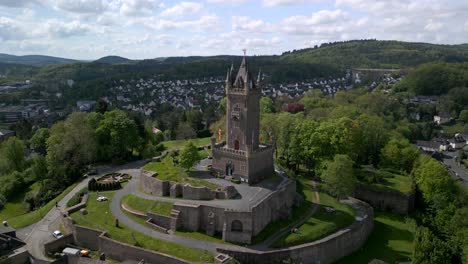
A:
[
  {"left": 0, "top": 137, "right": 26, "bottom": 173},
  {"left": 179, "top": 141, "right": 201, "bottom": 170},
  {"left": 30, "top": 128, "right": 50, "bottom": 155},
  {"left": 96, "top": 109, "right": 140, "bottom": 161},
  {"left": 353, "top": 114, "right": 389, "bottom": 165},
  {"left": 320, "top": 154, "right": 356, "bottom": 199},
  {"left": 260, "top": 97, "right": 275, "bottom": 114},
  {"left": 0, "top": 193, "right": 6, "bottom": 210},
  {"left": 413, "top": 227, "right": 453, "bottom": 264},
  {"left": 30, "top": 154, "right": 48, "bottom": 183},
  {"left": 459, "top": 109, "right": 468, "bottom": 123},
  {"left": 380, "top": 137, "right": 420, "bottom": 172},
  {"left": 176, "top": 122, "right": 197, "bottom": 140}
]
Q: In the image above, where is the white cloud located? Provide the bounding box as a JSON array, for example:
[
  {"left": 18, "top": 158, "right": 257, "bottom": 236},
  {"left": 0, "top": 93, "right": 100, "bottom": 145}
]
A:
[
  {"left": 424, "top": 19, "right": 443, "bottom": 31},
  {"left": 0, "top": 0, "right": 38, "bottom": 8},
  {"left": 150, "top": 15, "right": 220, "bottom": 31},
  {"left": 281, "top": 9, "right": 349, "bottom": 35},
  {"left": 0, "top": 17, "right": 27, "bottom": 41},
  {"left": 160, "top": 2, "right": 202, "bottom": 17},
  {"left": 206, "top": 0, "right": 246, "bottom": 4},
  {"left": 232, "top": 16, "right": 274, "bottom": 32},
  {"left": 52, "top": 0, "right": 110, "bottom": 14},
  {"left": 43, "top": 20, "right": 92, "bottom": 38},
  {"left": 120, "top": 0, "right": 164, "bottom": 16},
  {"left": 263, "top": 0, "right": 304, "bottom": 7},
  {"left": 465, "top": 21, "right": 468, "bottom": 32}
]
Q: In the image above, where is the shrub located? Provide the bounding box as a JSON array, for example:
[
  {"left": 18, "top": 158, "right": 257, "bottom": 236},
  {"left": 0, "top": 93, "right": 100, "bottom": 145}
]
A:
[
  {"left": 231, "top": 178, "right": 241, "bottom": 184},
  {"left": 0, "top": 194, "right": 6, "bottom": 210}
]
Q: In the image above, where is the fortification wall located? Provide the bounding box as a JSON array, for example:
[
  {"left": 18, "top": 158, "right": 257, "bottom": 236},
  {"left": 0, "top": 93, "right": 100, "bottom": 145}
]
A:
[
  {"left": 218, "top": 200, "right": 374, "bottom": 264},
  {"left": 140, "top": 171, "right": 170, "bottom": 196},
  {"left": 44, "top": 234, "right": 75, "bottom": 254},
  {"left": 354, "top": 185, "right": 415, "bottom": 214},
  {"left": 73, "top": 225, "right": 102, "bottom": 250},
  {"left": 182, "top": 185, "right": 213, "bottom": 200},
  {"left": 147, "top": 212, "right": 172, "bottom": 230}
]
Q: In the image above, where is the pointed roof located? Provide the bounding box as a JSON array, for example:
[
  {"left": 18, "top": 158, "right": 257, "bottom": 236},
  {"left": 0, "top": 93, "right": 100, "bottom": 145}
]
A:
[{"left": 233, "top": 54, "right": 255, "bottom": 90}]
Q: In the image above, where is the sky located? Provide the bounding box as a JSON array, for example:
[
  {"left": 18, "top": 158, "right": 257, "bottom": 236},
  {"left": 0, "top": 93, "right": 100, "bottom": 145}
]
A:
[{"left": 1, "top": 0, "right": 468, "bottom": 60}]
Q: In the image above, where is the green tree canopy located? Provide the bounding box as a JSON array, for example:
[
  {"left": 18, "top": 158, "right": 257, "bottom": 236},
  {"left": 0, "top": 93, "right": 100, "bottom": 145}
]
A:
[
  {"left": 380, "top": 137, "right": 420, "bottom": 173},
  {"left": 179, "top": 141, "right": 201, "bottom": 170},
  {"left": 29, "top": 128, "right": 50, "bottom": 155},
  {"left": 0, "top": 136, "right": 26, "bottom": 173},
  {"left": 320, "top": 154, "right": 356, "bottom": 199}
]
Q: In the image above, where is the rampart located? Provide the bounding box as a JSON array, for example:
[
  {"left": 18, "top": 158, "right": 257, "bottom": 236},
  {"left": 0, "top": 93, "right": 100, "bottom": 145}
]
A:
[
  {"left": 354, "top": 184, "right": 415, "bottom": 214},
  {"left": 217, "top": 199, "right": 374, "bottom": 264}
]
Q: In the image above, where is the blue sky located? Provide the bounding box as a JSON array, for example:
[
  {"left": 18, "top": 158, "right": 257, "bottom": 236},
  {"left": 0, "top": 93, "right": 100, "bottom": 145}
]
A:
[{"left": 1, "top": 0, "right": 467, "bottom": 60}]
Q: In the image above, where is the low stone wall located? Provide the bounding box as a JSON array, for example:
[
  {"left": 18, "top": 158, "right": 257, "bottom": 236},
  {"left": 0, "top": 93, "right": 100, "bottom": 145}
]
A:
[
  {"left": 99, "top": 234, "right": 188, "bottom": 264},
  {"left": 182, "top": 185, "right": 213, "bottom": 200},
  {"left": 218, "top": 199, "right": 374, "bottom": 264},
  {"left": 140, "top": 171, "right": 170, "bottom": 196},
  {"left": 62, "top": 217, "right": 190, "bottom": 264},
  {"left": 146, "top": 212, "right": 172, "bottom": 233},
  {"left": 66, "top": 194, "right": 89, "bottom": 215},
  {"left": 354, "top": 184, "right": 415, "bottom": 214},
  {"left": 44, "top": 234, "right": 75, "bottom": 254},
  {"left": 73, "top": 225, "right": 102, "bottom": 250}
]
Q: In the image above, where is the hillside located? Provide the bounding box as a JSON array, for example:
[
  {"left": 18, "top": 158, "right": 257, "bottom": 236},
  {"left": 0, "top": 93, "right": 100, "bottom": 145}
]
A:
[
  {"left": 281, "top": 40, "right": 468, "bottom": 69},
  {"left": 0, "top": 54, "right": 78, "bottom": 66},
  {"left": 94, "top": 56, "right": 133, "bottom": 64}
]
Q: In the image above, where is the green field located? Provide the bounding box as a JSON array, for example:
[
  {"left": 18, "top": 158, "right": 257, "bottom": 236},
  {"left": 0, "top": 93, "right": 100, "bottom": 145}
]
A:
[
  {"left": 0, "top": 182, "right": 40, "bottom": 222},
  {"left": 252, "top": 176, "right": 315, "bottom": 244},
  {"left": 71, "top": 192, "right": 214, "bottom": 263},
  {"left": 163, "top": 137, "right": 211, "bottom": 150},
  {"left": 121, "top": 194, "right": 173, "bottom": 216},
  {"left": 359, "top": 168, "right": 413, "bottom": 194},
  {"left": 143, "top": 157, "right": 219, "bottom": 190},
  {"left": 337, "top": 211, "right": 415, "bottom": 263},
  {"left": 4, "top": 183, "right": 78, "bottom": 228},
  {"left": 272, "top": 191, "right": 355, "bottom": 248}
]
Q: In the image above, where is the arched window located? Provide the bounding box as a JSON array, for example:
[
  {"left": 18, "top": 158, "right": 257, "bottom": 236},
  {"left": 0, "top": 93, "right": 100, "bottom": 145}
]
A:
[
  {"left": 231, "top": 220, "right": 243, "bottom": 232},
  {"left": 234, "top": 139, "right": 240, "bottom": 150}
]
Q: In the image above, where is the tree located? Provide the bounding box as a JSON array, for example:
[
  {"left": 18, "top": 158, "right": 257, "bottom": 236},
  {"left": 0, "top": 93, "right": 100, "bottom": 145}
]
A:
[
  {"left": 320, "top": 154, "right": 356, "bottom": 199},
  {"left": 30, "top": 128, "right": 50, "bottom": 155},
  {"left": 353, "top": 114, "right": 389, "bottom": 165},
  {"left": 96, "top": 110, "right": 140, "bottom": 161},
  {"left": 459, "top": 110, "right": 468, "bottom": 123},
  {"left": 176, "top": 122, "right": 197, "bottom": 140},
  {"left": 0, "top": 137, "right": 26, "bottom": 173},
  {"left": 380, "top": 137, "right": 420, "bottom": 173},
  {"left": 179, "top": 141, "right": 201, "bottom": 170},
  {"left": 260, "top": 97, "right": 274, "bottom": 114},
  {"left": 413, "top": 227, "right": 453, "bottom": 264}
]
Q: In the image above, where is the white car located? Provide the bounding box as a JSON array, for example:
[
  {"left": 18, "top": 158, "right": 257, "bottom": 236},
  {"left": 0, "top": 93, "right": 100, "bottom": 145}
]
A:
[
  {"left": 53, "top": 230, "right": 63, "bottom": 239},
  {"left": 96, "top": 196, "right": 108, "bottom": 202}
]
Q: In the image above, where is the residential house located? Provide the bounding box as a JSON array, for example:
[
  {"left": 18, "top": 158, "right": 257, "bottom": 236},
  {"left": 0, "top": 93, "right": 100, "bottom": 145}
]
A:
[{"left": 434, "top": 112, "right": 452, "bottom": 125}]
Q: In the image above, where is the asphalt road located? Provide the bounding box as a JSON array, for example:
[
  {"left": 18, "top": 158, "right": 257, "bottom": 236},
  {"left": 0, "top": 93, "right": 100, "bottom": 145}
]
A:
[
  {"left": 16, "top": 160, "right": 146, "bottom": 261},
  {"left": 441, "top": 151, "right": 468, "bottom": 184}
]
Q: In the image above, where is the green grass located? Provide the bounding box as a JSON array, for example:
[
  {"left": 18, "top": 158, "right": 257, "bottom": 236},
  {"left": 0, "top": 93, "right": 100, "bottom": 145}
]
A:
[
  {"left": 7, "top": 183, "right": 78, "bottom": 228},
  {"left": 71, "top": 192, "right": 213, "bottom": 263},
  {"left": 143, "top": 158, "right": 219, "bottom": 190},
  {"left": 252, "top": 176, "right": 315, "bottom": 244},
  {"left": 121, "top": 194, "right": 173, "bottom": 216},
  {"left": 359, "top": 168, "right": 413, "bottom": 194},
  {"left": 0, "top": 182, "right": 41, "bottom": 222},
  {"left": 175, "top": 230, "right": 231, "bottom": 245},
  {"left": 337, "top": 211, "right": 415, "bottom": 264},
  {"left": 272, "top": 192, "right": 355, "bottom": 248},
  {"left": 163, "top": 137, "right": 211, "bottom": 150}
]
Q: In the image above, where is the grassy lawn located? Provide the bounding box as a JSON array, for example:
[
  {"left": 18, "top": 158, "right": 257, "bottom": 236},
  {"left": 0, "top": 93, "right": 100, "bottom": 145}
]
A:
[
  {"left": 143, "top": 158, "right": 219, "bottom": 190},
  {"left": 0, "top": 182, "right": 41, "bottom": 222},
  {"left": 272, "top": 191, "right": 355, "bottom": 248},
  {"left": 163, "top": 137, "right": 211, "bottom": 150},
  {"left": 359, "top": 168, "right": 413, "bottom": 194},
  {"left": 6, "top": 183, "right": 78, "bottom": 228},
  {"left": 121, "top": 194, "right": 173, "bottom": 216},
  {"left": 175, "top": 230, "right": 231, "bottom": 245},
  {"left": 71, "top": 192, "right": 214, "bottom": 263},
  {"left": 252, "top": 176, "right": 315, "bottom": 244},
  {"left": 337, "top": 211, "right": 415, "bottom": 264}
]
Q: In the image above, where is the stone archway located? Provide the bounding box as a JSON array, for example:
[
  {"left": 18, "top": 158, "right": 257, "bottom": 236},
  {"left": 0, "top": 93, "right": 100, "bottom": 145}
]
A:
[
  {"left": 234, "top": 139, "right": 240, "bottom": 150},
  {"left": 226, "top": 161, "right": 233, "bottom": 176},
  {"left": 231, "top": 220, "right": 243, "bottom": 232}
]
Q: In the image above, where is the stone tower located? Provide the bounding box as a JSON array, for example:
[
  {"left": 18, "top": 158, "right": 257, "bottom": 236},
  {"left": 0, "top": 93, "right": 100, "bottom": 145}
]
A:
[{"left": 211, "top": 55, "right": 274, "bottom": 184}]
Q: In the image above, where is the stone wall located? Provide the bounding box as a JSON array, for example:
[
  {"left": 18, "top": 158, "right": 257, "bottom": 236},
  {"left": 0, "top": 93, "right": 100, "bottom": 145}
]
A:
[
  {"left": 251, "top": 179, "right": 296, "bottom": 236},
  {"left": 73, "top": 225, "right": 102, "bottom": 250},
  {"left": 182, "top": 185, "right": 213, "bottom": 200},
  {"left": 44, "top": 234, "right": 75, "bottom": 254},
  {"left": 146, "top": 212, "right": 172, "bottom": 232},
  {"left": 218, "top": 200, "right": 374, "bottom": 264},
  {"left": 65, "top": 194, "right": 89, "bottom": 215},
  {"left": 140, "top": 171, "right": 170, "bottom": 196},
  {"left": 99, "top": 234, "right": 188, "bottom": 264},
  {"left": 354, "top": 184, "right": 415, "bottom": 214}
]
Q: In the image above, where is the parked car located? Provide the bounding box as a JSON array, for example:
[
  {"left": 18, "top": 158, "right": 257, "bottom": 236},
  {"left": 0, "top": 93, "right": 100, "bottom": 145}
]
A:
[
  {"left": 96, "top": 196, "right": 108, "bottom": 202},
  {"left": 52, "top": 230, "right": 63, "bottom": 239}
]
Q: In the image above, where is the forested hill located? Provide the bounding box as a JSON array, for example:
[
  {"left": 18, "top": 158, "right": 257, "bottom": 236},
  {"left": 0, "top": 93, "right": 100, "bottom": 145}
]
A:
[
  {"left": 0, "top": 53, "right": 79, "bottom": 66},
  {"left": 4, "top": 40, "right": 468, "bottom": 86},
  {"left": 280, "top": 40, "right": 468, "bottom": 69}
]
